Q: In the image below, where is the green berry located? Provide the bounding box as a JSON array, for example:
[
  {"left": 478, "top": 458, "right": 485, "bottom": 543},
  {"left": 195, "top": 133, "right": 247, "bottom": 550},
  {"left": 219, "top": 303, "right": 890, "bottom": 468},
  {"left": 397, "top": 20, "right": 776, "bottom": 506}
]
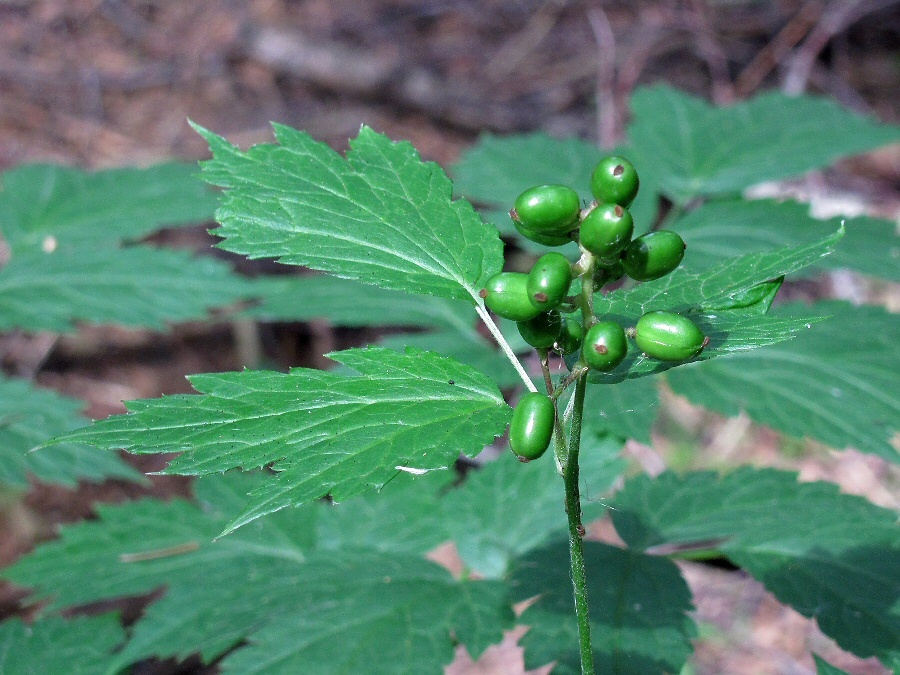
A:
[
  {"left": 579, "top": 203, "right": 634, "bottom": 258},
  {"left": 512, "top": 185, "right": 581, "bottom": 234},
  {"left": 634, "top": 311, "right": 707, "bottom": 361},
  {"left": 527, "top": 252, "right": 572, "bottom": 311},
  {"left": 518, "top": 311, "right": 563, "bottom": 349},
  {"left": 555, "top": 318, "right": 584, "bottom": 354},
  {"left": 480, "top": 272, "right": 541, "bottom": 322},
  {"left": 583, "top": 321, "right": 628, "bottom": 371},
  {"left": 509, "top": 392, "right": 555, "bottom": 462},
  {"left": 590, "top": 156, "right": 639, "bottom": 207},
  {"left": 512, "top": 219, "right": 572, "bottom": 247},
  {"left": 621, "top": 230, "right": 686, "bottom": 281}
]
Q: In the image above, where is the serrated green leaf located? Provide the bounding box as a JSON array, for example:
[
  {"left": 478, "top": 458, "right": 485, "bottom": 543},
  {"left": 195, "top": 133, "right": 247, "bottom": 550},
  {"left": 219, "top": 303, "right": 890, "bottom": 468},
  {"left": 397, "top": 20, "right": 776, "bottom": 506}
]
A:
[
  {"left": 671, "top": 199, "right": 900, "bottom": 281},
  {"left": 316, "top": 469, "right": 453, "bottom": 556},
  {"left": 813, "top": 655, "right": 852, "bottom": 675},
  {"left": 0, "top": 245, "right": 251, "bottom": 332},
  {"left": 380, "top": 329, "right": 521, "bottom": 387},
  {"left": 218, "top": 572, "right": 510, "bottom": 675},
  {"left": 611, "top": 468, "right": 900, "bottom": 663},
  {"left": 0, "top": 374, "right": 143, "bottom": 488},
  {"left": 667, "top": 302, "right": 900, "bottom": 463},
  {"left": 445, "top": 439, "right": 625, "bottom": 578},
  {"left": 588, "top": 230, "right": 842, "bottom": 382},
  {"left": 581, "top": 376, "right": 660, "bottom": 444},
  {"left": 452, "top": 132, "right": 659, "bottom": 233},
  {"left": 516, "top": 541, "right": 696, "bottom": 674},
  {"left": 3, "top": 472, "right": 512, "bottom": 672},
  {"left": 194, "top": 123, "right": 504, "bottom": 304},
  {"left": 0, "top": 615, "right": 124, "bottom": 675},
  {"left": 628, "top": 86, "right": 900, "bottom": 203},
  {"left": 0, "top": 163, "right": 217, "bottom": 252},
  {"left": 242, "top": 274, "right": 476, "bottom": 329},
  {"left": 49, "top": 347, "right": 511, "bottom": 532}
]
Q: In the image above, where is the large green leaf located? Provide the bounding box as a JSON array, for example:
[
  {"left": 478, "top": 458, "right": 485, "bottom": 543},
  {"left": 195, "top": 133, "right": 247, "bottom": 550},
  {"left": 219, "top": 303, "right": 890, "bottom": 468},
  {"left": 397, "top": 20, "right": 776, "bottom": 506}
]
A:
[
  {"left": 452, "top": 132, "right": 659, "bottom": 233},
  {"left": 588, "top": 229, "right": 842, "bottom": 382},
  {"left": 0, "top": 163, "right": 217, "bottom": 252},
  {"left": 0, "top": 245, "right": 251, "bottom": 332},
  {"left": 0, "top": 375, "right": 143, "bottom": 488},
  {"left": 667, "top": 302, "right": 900, "bottom": 463},
  {"left": 671, "top": 199, "right": 899, "bottom": 281},
  {"left": 628, "top": 85, "right": 900, "bottom": 204},
  {"left": 316, "top": 470, "right": 454, "bottom": 556},
  {"left": 611, "top": 468, "right": 900, "bottom": 664},
  {"left": 516, "top": 541, "right": 696, "bottom": 675},
  {"left": 3, "top": 472, "right": 512, "bottom": 672},
  {"left": 48, "top": 347, "right": 511, "bottom": 533},
  {"left": 243, "top": 274, "right": 476, "bottom": 330},
  {"left": 444, "top": 439, "right": 625, "bottom": 578},
  {"left": 581, "top": 376, "right": 660, "bottom": 444},
  {"left": 379, "top": 328, "right": 520, "bottom": 387},
  {"left": 195, "top": 123, "right": 504, "bottom": 303},
  {"left": 0, "top": 615, "right": 124, "bottom": 675}
]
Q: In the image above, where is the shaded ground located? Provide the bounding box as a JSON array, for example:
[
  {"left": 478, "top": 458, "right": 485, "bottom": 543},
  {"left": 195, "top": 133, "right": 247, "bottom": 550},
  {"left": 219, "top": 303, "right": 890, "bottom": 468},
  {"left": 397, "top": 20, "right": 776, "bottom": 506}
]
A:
[{"left": 0, "top": 1, "right": 898, "bottom": 673}]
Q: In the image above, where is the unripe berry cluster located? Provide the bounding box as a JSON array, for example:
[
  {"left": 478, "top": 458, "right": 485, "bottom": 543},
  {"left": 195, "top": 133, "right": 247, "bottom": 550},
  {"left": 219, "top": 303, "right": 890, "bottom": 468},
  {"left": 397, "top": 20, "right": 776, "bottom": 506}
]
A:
[{"left": 482, "top": 157, "right": 709, "bottom": 461}]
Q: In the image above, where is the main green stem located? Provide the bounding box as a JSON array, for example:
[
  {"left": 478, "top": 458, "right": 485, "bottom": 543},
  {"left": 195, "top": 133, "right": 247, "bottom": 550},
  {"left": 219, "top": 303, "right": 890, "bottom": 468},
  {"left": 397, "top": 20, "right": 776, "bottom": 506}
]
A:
[
  {"left": 563, "top": 246, "right": 597, "bottom": 675},
  {"left": 564, "top": 373, "right": 594, "bottom": 674}
]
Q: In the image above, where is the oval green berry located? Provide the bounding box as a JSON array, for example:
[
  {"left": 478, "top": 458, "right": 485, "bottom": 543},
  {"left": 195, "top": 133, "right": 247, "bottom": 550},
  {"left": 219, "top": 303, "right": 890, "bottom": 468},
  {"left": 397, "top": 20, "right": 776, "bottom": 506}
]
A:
[
  {"left": 518, "top": 311, "right": 563, "bottom": 349},
  {"left": 527, "top": 252, "right": 572, "bottom": 311},
  {"left": 621, "top": 230, "right": 686, "bottom": 281},
  {"left": 634, "top": 311, "right": 707, "bottom": 361},
  {"left": 583, "top": 321, "right": 628, "bottom": 371},
  {"left": 512, "top": 185, "right": 581, "bottom": 234},
  {"left": 555, "top": 318, "right": 584, "bottom": 354},
  {"left": 590, "top": 156, "right": 639, "bottom": 207},
  {"left": 579, "top": 203, "right": 634, "bottom": 258},
  {"left": 509, "top": 392, "right": 555, "bottom": 461},
  {"left": 481, "top": 272, "right": 541, "bottom": 322},
  {"left": 512, "top": 218, "right": 572, "bottom": 247}
]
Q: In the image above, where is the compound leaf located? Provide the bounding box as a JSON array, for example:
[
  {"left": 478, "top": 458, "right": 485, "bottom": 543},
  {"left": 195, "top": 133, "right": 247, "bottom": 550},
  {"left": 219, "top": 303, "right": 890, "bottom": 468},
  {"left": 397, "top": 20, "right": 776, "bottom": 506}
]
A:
[
  {"left": 628, "top": 86, "right": 900, "bottom": 204},
  {"left": 194, "top": 123, "right": 504, "bottom": 304},
  {"left": 516, "top": 541, "right": 696, "bottom": 675},
  {"left": 611, "top": 468, "right": 900, "bottom": 664},
  {"left": 671, "top": 199, "right": 900, "bottom": 281},
  {"left": 581, "top": 376, "right": 660, "bottom": 444},
  {"left": 0, "top": 245, "right": 251, "bottom": 332},
  {"left": 444, "top": 438, "right": 625, "bottom": 578},
  {"left": 0, "top": 163, "right": 217, "bottom": 252},
  {"left": 667, "top": 302, "right": 900, "bottom": 463},
  {"left": 3, "top": 472, "right": 511, "bottom": 672},
  {"left": 0, "top": 374, "right": 143, "bottom": 488},
  {"left": 0, "top": 615, "right": 124, "bottom": 675},
  {"left": 589, "top": 229, "right": 842, "bottom": 381},
  {"left": 48, "top": 347, "right": 511, "bottom": 533},
  {"left": 243, "top": 274, "right": 476, "bottom": 329}
]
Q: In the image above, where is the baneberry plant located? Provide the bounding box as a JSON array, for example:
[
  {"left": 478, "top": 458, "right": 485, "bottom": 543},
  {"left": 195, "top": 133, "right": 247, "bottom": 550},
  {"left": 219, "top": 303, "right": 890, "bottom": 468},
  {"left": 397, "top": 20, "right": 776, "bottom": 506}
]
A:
[{"left": 1, "top": 85, "right": 898, "bottom": 674}]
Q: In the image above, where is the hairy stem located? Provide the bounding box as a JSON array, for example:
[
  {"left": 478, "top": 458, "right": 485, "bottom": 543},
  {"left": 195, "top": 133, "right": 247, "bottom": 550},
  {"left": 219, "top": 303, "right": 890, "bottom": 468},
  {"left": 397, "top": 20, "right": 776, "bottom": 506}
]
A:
[
  {"left": 563, "top": 245, "right": 598, "bottom": 674},
  {"left": 564, "top": 374, "right": 594, "bottom": 674},
  {"left": 474, "top": 304, "right": 537, "bottom": 393}
]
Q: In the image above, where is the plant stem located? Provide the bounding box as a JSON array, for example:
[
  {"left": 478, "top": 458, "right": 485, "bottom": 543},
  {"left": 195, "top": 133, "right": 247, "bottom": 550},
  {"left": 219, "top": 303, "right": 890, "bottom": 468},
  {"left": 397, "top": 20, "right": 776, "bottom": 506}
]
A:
[
  {"left": 474, "top": 304, "right": 537, "bottom": 392},
  {"left": 564, "top": 374, "right": 594, "bottom": 675},
  {"left": 563, "top": 244, "right": 597, "bottom": 674}
]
